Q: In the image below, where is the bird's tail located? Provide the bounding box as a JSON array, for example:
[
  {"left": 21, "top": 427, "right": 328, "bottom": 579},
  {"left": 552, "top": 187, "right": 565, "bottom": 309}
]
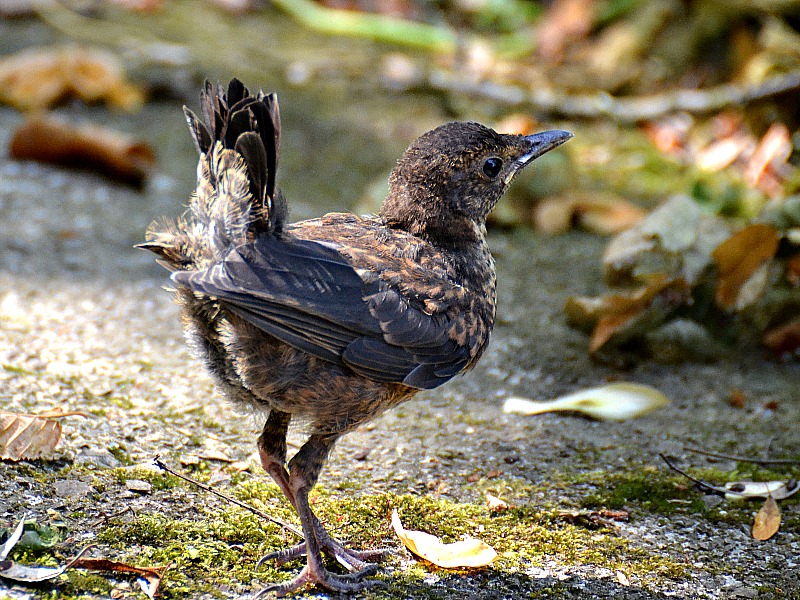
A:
[{"left": 139, "top": 79, "right": 285, "bottom": 270}]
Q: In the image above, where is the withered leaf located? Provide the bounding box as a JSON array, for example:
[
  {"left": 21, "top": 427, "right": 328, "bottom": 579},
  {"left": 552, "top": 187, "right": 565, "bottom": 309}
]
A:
[
  {"left": 744, "top": 123, "right": 792, "bottom": 198},
  {"left": 534, "top": 194, "right": 646, "bottom": 236},
  {"left": 565, "top": 276, "right": 681, "bottom": 353},
  {"left": 391, "top": 509, "right": 496, "bottom": 568},
  {"left": 752, "top": 495, "right": 781, "bottom": 541},
  {"left": 0, "top": 545, "right": 92, "bottom": 582},
  {"left": 0, "top": 516, "right": 26, "bottom": 560},
  {"left": 0, "top": 409, "right": 86, "bottom": 461},
  {"left": 10, "top": 115, "right": 156, "bottom": 187},
  {"left": 504, "top": 382, "right": 669, "bottom": 421},
  {"left": 712, "top": 224, "right": 779, "bottom": 310},
  {"left": 725, "top": 480, "right": 799, "bottom": 501},
  {"left": 0, "top": 46, "right": 144, "bottom": 111},
  {"left": 70, "top": 557, "right": 167, "bottom": 599},
  {"left": 763, "top": 317, "right": 800, "bottom": 358}
]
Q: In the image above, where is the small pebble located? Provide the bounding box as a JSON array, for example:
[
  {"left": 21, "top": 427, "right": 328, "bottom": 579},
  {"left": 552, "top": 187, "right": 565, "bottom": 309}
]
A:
[{"left": 125, "top": 479, "right": 152, "bottom": 494}]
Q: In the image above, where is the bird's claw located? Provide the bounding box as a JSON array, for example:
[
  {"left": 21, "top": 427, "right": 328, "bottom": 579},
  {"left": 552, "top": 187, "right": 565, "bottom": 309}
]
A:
[
  {"left": 259, "top": 537, "right": 390, "bottom": 571},
  {"left": 254, "top": 563, "right": 386, "bottom": 598}
]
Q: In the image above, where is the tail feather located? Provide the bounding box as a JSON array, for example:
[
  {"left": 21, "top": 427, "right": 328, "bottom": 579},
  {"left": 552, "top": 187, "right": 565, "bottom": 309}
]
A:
[{"left": 139, "top": 79, "right": 285, "bottom": 271}]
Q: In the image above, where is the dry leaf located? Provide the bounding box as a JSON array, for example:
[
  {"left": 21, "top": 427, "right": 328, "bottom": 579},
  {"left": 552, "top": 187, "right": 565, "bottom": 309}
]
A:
[
  {"left": 763, "top": 317, "right": 800, "bottom": 358},
  {"left": 503, "top": 382, "right": 669, "bottom": 421},
  {"left": 0, "top": 545, "right": 92, "bottom": 583},
  {"left": 642, "top": 114, "right": 692, "bottom": 155},
  {"left": 752, "top": 495, "right": 781, "bottom": 541},
  {"left": 534, "top": 194, "right": 646, "bottom": 236},
  {"left": 744, "top": 123, "right": 792, "bottom": 197},
  {"left": 0, "top": 516, "right": 26, "bottom": 561},
  {"left": 712, "top": 224, "right": 779, "bottom": 310},
  {"left": 696, "top": 136, "right": 751, "bottom": 172},
  {"left": 0, "top": 558, "right": 70, "bottom": 582},
  {"left": 0, "top": 46, "right": 144, "bottom": 111},
  {"left": 725, "top": 480, "right": 799, "bottom": 501},
  {"left": 602, "top": 195, "right": 731, "bottom": 287},
  {"left": 495, "top": 114, "right": 538, "bottom": 136},
  {"left": 0, "top": 409, "right": 85, "bottom": 461},
  {"left": 566, "top": 276, "right": 680, "bottom": 353},
  {"left": 70, "top": 558, "right": 167, "bottom": 599},
  {"left": 10, "top": 115, "right": 155, "bottom": 187},
  {"left": 786, "top": 254, "right": 800, "bottom": 287},
  {"left": 391, "top": 509, "right": 496, "bottom": 568}
]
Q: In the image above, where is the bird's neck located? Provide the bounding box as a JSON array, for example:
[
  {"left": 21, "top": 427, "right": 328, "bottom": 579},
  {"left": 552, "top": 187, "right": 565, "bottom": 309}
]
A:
[{"left": 380, "top": 193, "right": 485, "bottom": 252}]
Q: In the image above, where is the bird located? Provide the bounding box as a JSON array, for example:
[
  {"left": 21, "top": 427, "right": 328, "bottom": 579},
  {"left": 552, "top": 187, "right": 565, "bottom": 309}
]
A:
[{"left": 138, "top": 78, "right": 572, "bottom": 596}]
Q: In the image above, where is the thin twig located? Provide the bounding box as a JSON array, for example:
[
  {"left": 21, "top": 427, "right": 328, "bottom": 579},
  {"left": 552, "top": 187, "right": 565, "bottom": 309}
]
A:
[
  {"left": 684, "top": 446, "right": 800, "bottom": 466},
  {"left": 91, "top": 505, "right": 134, "bottom": 527},
  {"left": 658, "top": 453, "right": 745, "bottom": 497},
  {"left": 152, "top": 455, "right": 303, "bottom": 539},
  {"left": 405, "top": 69, "right": 800, "bottom": 123}
]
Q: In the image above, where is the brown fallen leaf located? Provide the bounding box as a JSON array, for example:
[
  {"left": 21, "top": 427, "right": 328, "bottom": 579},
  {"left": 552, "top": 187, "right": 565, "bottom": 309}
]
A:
[
  {"left": 10, "top": 115, "right": 156, "bottom": 187},
  {"left": 0, "top": 541, "right": 165, "bottom": 600},
  {"left": 744, "top": 123, "right": 792, "bottom": 198},
  {"left": 534, "top": 194, "right": 646, "bottom": 236},
  {"left": 642, "top": 114, "right": 692, "bottom": 155},
  {"left": 70, "top": 558, "right": 167, "bottom": 599},
  {"left": 712, "top": 223, "right": 780, "bottom": 310},
  {"left": 763, "top": 317, "right": 800, "bottom": 358},
  {"left": 0, "top": 409, "right": 86, "bottom": 461},
  {"left": 391, "top": 509, "right": 496, "bottom": 568},
  {"left": 0, "top": 46, "right": 144, "bottom": 111},
  {"left": 786, "top": 254, "right": 800, "bottom": 287},
  {"left": 752, "top": 495, "right": 781, "bottom": 541},
  {"left": 566, "top": 276, "right": 682, "bottom": 353}
]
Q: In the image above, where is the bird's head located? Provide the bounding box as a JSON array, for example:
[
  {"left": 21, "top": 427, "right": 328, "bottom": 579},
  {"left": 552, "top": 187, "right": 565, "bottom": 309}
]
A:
[{"left": 381, "top": 122, "right": 572, "bottom": 244}]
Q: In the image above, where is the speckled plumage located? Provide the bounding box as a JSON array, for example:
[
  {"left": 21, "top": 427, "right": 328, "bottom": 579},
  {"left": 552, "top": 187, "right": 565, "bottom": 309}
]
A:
[{"left": 139, "top": 79, "right": 571, "bottom": 596}]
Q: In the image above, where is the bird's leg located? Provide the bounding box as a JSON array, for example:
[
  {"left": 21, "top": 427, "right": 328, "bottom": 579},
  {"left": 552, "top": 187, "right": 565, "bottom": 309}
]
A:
[
  {"left": 257, "top": 434, "right": 385, "bottom": 597},
  {"left": 257, "top": 410, "right": 294, "bottom": 506}
]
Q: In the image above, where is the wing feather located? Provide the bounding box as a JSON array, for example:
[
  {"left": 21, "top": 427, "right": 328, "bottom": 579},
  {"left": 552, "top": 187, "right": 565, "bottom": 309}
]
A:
[{"left": 172, "top": 235, "right": 470, "bottom": 389}]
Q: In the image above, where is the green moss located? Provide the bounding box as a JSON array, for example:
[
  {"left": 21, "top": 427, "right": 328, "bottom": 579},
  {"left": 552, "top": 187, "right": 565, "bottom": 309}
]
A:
[
  {"left": 107, "top": 444, "right": 133, "bottom": 466},
  {"left": 77, "top": 478, "right": 691, "bottom": 598},
  {"left": 17, "top": 459, "right": 774, "bottom": 598},
  {"left": 110, "top": 467, "right": 181, "bottom": 491},
  {"left": 61, "top": 571, "right": 114, "bottom": 596},
  {"left": 579, "top": 467, "right": 705, "bottom": 514}
]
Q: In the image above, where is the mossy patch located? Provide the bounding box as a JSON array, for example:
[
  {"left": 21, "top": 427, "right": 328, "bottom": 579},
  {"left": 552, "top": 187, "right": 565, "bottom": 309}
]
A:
[
  {"left": 4, "top": 458, "right": 794, "bottom": 598},
  {"left": 82, "top": 481, "right": 687, "bottom": 598}
]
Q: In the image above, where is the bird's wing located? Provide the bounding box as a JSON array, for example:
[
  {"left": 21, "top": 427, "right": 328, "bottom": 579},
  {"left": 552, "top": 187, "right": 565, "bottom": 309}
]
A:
[{"left": 171, "top": 235, "right": 469, "bottom": 389}]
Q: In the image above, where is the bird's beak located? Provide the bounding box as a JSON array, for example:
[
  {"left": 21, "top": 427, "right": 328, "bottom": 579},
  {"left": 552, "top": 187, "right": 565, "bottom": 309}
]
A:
[{"left": 506, "top": 129, "right": 573, "bottom": 184}]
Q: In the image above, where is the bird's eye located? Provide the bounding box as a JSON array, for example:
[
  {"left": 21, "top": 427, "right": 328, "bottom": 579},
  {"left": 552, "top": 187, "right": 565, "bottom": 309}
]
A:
[{"left": 482, "top": 157, "right": 503, "bottom": 178}]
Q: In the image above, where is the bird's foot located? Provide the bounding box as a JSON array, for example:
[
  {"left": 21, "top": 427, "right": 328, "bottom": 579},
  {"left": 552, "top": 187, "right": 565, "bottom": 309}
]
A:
[
  {"left": 259, "top": 527, "right": 389, "bottom": 572},
  {"left": 255, "top": 563, "right": 385, "bottom": 598}
]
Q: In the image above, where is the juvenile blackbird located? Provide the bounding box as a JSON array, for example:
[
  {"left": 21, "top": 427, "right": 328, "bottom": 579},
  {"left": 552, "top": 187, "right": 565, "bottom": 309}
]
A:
[{"left": 139, "top": 79, "right": 572, "bottom": 596}]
